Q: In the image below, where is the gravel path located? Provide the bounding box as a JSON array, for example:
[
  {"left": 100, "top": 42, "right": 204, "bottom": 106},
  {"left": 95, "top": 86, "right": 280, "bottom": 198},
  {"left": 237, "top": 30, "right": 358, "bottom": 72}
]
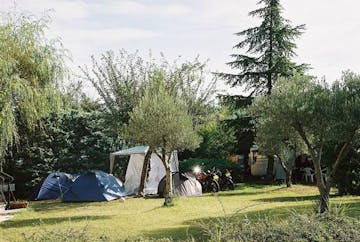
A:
[{"left": 0, "top": 204, "right": 24, "bottom": 223}]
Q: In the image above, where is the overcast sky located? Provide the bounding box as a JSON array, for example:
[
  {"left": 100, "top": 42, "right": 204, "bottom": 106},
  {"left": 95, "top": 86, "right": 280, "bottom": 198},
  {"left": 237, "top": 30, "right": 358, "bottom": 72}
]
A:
[{"left": 1, "top": 0, "right": 360, "bottom": 94}]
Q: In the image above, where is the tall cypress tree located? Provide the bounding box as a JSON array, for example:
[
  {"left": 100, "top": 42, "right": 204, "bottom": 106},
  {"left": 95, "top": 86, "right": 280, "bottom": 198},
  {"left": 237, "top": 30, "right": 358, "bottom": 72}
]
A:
[{"left": 219, "top": 0, "right": 308, "bottom": 95}]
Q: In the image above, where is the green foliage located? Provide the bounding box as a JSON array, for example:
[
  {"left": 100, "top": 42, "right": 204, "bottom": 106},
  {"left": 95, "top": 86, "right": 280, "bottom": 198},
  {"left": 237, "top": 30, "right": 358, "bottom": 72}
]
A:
[
  {"left": 22, "top": 224, "right": 108, "bottom": 242},
  {"left": 124, "top": 73, "right": 201, "bottom": 153},
  {"left": 195, "top": 121, "right": 236, "bottom": 159},
  {"left": 219, "top": 95, "right": 255, "bottom": 159},
  {"left": 218, "top": 0, "right": 308, "bottom": 95},
  {"left": 181, "top": 106, "right": 237, "bottom": 160},
  {"left": 5, "top": 108, "right": 123, "bottom": 198},
  {"left": 200, "top": 212, "right": 360, "bottom": 242},
  {"left": 251, "top": 72, "right": 360, "bottom": 154},
  {"left": 80, "top": 50, "right": 217, "bottom": 131},
  {"left": 252, "top": 99, "right": 305, "bottom": 162},
  {"left": 0, "top": 12, "right": 66, "bottom": 161},
  {"left": 335, "top": 152, "right": 360, "bottom": 195},
  {"left": 326, "top": 145, "right": 360, "bottom": 196}
]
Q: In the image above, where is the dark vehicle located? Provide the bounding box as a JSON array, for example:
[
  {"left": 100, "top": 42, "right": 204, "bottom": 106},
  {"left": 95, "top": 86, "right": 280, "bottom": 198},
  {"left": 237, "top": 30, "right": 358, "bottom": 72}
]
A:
[
  {"left": 216, "top": 169, "right": 235, "bottom": 191},
  {"left": 194, "top": 167, "right": 220, "bottom": 193}
]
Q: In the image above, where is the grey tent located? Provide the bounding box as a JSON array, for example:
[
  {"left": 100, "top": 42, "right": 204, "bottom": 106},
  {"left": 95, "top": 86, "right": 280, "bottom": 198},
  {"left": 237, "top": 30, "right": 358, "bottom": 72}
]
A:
[
  {"left": 158, "top": 172, "right": 202, "bottom": 197},
  {"left": 174, "top": 173, "right": 202, "bottom": 197}
]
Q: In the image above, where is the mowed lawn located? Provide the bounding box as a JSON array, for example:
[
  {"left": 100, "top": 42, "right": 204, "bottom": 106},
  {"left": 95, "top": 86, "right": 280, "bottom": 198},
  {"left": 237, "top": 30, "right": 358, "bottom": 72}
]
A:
[{"left": 1, "top": 185, "right": 360, "bottom": 241}]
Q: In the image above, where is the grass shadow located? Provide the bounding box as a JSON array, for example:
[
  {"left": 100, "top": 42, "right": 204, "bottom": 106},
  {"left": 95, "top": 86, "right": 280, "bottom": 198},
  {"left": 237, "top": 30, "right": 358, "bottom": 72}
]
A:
[
  {"left": 30, "top": 200, "right": 94, "bottom": 212},
  {"left": 253, "top": 194, "right": 343, "bottom": 203},
  {"left": 216, "top": 186, "right": 287, "bottom": 197},
  {"left": 141, "top": 225, "right": 205, "bottom": 241},
  {"left": 0, "top": 215, "right": 113, "bottom": 229}
]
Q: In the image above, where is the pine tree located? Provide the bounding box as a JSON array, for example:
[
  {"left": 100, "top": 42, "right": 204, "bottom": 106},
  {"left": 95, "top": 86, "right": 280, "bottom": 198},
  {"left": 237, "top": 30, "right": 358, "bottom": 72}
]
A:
[{"left": 219, "top": 0, "right": 308, "bottom": 95}]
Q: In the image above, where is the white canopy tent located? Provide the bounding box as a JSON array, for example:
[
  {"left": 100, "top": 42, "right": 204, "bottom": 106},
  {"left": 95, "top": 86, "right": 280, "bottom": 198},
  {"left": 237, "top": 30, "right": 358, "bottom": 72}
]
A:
[{"left": 109, "top": 146, "right": 179, "bottom": 195}]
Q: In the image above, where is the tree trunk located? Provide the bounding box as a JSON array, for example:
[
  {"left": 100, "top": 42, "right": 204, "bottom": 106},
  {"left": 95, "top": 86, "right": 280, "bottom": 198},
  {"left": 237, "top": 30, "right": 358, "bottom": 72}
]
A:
[
  {"left": 278, "top": 156, "right": 292, "bottom": 188},
  {"left": 286, "top": 169, "right": 292, "bottom": 188},
  {"left": 138, "top": 148, "right": 152, "bottom": 196},
  {"left": 163, "top": 166, "right": 172, "bottom": 206},
  {"left": 311, "top": 154, "right": 328, "bottom": 213},
  {"left": 319, "top": 185, "right": 330, "bottom": 213},
  {"left": 157, "top": 146, "right": 173, "bottom": 206}
]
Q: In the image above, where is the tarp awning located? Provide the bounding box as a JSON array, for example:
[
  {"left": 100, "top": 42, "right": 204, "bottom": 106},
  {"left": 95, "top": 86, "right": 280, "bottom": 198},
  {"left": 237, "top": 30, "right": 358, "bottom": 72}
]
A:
[{"left": 109, "top": 146, "right": 149, "bottom": 173}]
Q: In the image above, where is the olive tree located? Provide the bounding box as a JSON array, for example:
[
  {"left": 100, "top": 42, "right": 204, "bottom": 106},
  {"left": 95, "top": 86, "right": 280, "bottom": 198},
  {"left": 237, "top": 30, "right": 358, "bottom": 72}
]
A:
[
  {"left": 251, "top": 72, "right": 360, "bottom": 212},
  {"left": 0, "top": 13, "right": 65, "bottom": 168},
  {"left": 251, "top": 112, "right": 304, "bottom": 187},
  {"left": 124, "top": 72, "right": 201, "bottom": 205}
]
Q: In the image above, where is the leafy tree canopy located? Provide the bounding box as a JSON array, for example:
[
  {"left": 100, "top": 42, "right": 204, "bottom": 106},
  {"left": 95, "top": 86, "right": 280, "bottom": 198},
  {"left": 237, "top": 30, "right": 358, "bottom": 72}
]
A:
[
  {"left": 0, "top": 12, "right": 66, "bottom": 162},
  {"left": 218, "top": 0, "right": 308, "bottom": 95},
  {"left": 80, "top": 50, "right": 217, "bottom": 130},
  {"left": 124, "top": 72, "right": 201, "bottom": 153}
]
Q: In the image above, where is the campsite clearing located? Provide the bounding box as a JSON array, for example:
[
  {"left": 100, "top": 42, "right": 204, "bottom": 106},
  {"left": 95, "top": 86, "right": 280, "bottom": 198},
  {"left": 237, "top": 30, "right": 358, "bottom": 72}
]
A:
[{"left": 1, "top": 185, "right": 359, "bottom": 241}]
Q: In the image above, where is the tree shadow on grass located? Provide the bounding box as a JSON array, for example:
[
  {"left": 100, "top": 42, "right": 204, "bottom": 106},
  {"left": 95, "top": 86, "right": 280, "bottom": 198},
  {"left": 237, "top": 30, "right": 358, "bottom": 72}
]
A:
[
  {"left": 253, "top": 194, "right": 350, "bottom": 203},
  {"left": 254, "top": 195, "right": 320, "bottom": 202},
  {"left": 30, "top": 200, "right": 116, "bottom": 212},
  {"left": 141, "top": 225, "right": 205, "bottom": 242},
  {"left": 216, "top": 186, "right": 287, "bottom": 197},
  {"left": 141, "top": 200, "right": 360, "bottom": 241},
  {"left": 236, "top": 183, "right": 267, "bottom": 190},
  {"left": 0, "top": 215, "right": 113, "bottom": 229}
]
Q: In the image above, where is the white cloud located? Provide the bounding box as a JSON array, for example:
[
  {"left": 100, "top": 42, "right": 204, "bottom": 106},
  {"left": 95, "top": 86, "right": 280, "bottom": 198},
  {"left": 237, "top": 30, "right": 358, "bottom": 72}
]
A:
[
  {"left": 94, "top": 1, "right": 191, "bottom": 16},
  {"left": 0, "top": 0, "right": 89, "bottom": 20},
  {"left": 56, "top": 27, "right": 160, "bottom": 68},
  {"left": 0, "top": 0, "right": 191, "bottom": 21},
  {"left": 63, "top": 28, "right": 159, "bottom": 42}
]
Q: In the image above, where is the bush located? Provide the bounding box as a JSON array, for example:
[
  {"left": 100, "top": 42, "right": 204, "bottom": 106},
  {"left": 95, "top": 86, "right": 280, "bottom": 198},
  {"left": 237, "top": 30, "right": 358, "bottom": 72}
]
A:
[
  {"left": 22, "top": 225, "right": 108, "bottom": 242},
  {"left": 334, "top": 150, "right": 360, "bottom": 195},
  {"left": 199, "top": 212, "right": 360, "bottom": 242},
  {"left": 4, "top": 109, "right": 123, "bottom": 199},
  {"left": 322, "top": 142, "right": 360, "bottom": 196},
  {"left": 21, "top": 225, "right": 175, "bottom": 242}
]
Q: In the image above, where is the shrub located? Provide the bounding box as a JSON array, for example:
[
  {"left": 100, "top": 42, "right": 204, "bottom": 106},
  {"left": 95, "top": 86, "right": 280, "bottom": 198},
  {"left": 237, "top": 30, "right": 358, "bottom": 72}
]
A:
[
  {"left": 199, "top": 212, "right": 360, "bottom": 242},
  {"left": 21, "top": 225, "right": 176, "bottom": 242},
  {"left": 334, "top": 150, "right": 360, "bottom": 195},
  {"left": 22, "top": 225, "right": 108, "bottom": 242}
]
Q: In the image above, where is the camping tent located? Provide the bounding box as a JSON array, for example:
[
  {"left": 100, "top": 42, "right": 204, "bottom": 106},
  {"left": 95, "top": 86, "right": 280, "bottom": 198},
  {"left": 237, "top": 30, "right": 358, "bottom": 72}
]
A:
[
  {"left": 109, "top": 146, "right": 179, "bottom": 195},
  {"left": 37, "top": 172, "right": 77, "bottom": 200},
  {"left": 158, "top": 172, "right": 202, "bottom": 197},
  {"left": 62, "top": 170, "right": 125, "bottom": 202}
]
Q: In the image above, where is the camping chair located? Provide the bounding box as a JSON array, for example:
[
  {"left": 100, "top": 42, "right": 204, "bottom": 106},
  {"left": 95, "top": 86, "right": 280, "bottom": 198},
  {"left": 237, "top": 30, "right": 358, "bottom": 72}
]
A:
[
  {"left": 0, "top": 171, "right": 16, "bottom": 210},
  {"left": 303, "top": 167, "right": 315, "bottom": 183}
]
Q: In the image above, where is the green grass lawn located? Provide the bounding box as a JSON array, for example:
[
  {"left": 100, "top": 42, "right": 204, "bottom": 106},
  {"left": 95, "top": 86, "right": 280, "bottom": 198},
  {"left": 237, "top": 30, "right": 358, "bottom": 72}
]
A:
[{"left": 1, "top": 184, "right": 360, "bottom": 241}]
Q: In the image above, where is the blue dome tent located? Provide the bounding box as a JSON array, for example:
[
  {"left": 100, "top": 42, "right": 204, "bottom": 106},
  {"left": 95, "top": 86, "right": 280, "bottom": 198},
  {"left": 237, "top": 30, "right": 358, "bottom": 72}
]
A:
[
  {"left": 62, "top": 170, "right": 125, "bottom": 202},
  {"left": 37, "top": 172, "right": 77, "bottom": 200}
]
